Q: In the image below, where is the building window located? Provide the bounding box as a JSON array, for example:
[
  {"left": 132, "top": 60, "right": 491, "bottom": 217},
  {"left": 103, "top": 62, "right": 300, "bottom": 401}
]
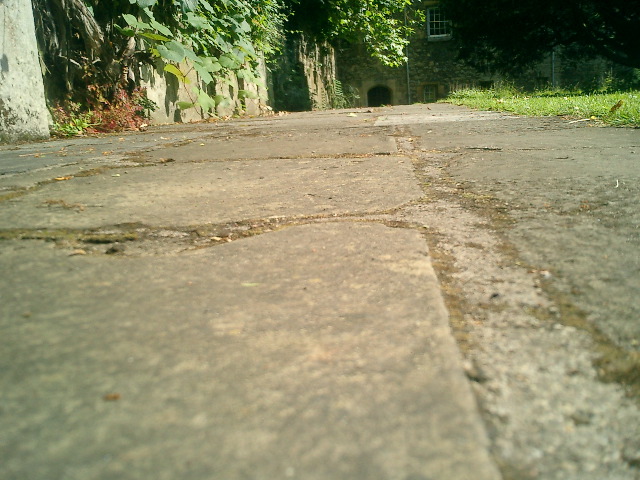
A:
[
  {"left": 422, "top": 84, "right": 438, "bottom": 103},
  {"left": 427, "top": 7, "right": 451, "bottom": 40}
]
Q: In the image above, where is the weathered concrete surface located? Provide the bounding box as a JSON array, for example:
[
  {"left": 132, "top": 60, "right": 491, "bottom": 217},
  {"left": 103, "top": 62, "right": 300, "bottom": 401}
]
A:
[
  {"left": 0, "top": 108, "right": 501, "bottom": 480},
  {"left": 0, "top": 155, "right": 417, "bottom": 229},
  {"left": 0, "top": 0, "right": 50, "bottom": 143},
  {"left": 395, "top": 103, "right": 640, "bottom": 350},
  {"left": 142, "top": 126, "right": 397, "bottom": 162},
  {"left": 1, "top": 224, "right": 496, "bottom": 480},
  {"left": 379, "top": 104, "right": 640, "bottom": 480}
]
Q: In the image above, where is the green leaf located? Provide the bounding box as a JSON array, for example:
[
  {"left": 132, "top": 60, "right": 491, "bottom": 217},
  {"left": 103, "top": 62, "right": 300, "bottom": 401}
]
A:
[
  {"left": 114, "top": 24, "right": 136, "bottom": 37},
  {"left": 122, "top": 14, "right": 139, "bottom": 27},
  {"left": 192, "top": 62, "right": 213, "bottom": 84},
  {"left": 214, "top": 95, "right": 231, "bottom": 109},
  {"left": 157, "top": 41, "right": 186, "bottom": 63},
  {"left": 200, "top": 57, "right": 222, "bottom": 73},
  {"left": 195, "top": 89, "right": 217, "bottom": 113},
  {"left": 238, "top": 20, "right": 251, "bottom": 33},
  {"left": 236, "top": 39, "right": 256, "bottom": 56},
  {"left": 238, "top": 89, "right": 259, "bottom": 99},
  {"left": 149, "top": 19, "right": 173, "bottom": 37},
  {"left": 179, "top": 0, "right": 199, "bottom": 12},
  {"left": 184, "top": 48, "right": 199, "bottom": 62},
  {"left": 200, "top": 1, "right": 214, "bottom": 14},
  {"left": 164, "top": 64, "right": 187, "bottom": 82},
  {"left": 140, "top": 31, "right": 172, "bottom": 42},
  {"left": 177, "top": 101, "right": 195, "bottom": 110},
  {"left": 186, "top": 12, "right": 211, "bottom": 30},
  {"left": 219, "top": 53, "right": 240, "bottom": 69},
  {"left": 133, "top": 0, "right": 158, "bottom": 7}
]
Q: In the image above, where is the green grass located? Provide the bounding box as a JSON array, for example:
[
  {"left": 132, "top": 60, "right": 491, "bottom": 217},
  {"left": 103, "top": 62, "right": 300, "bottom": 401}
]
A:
[{"left": 442, "top": 87, "right": 640, "bottom": 127}]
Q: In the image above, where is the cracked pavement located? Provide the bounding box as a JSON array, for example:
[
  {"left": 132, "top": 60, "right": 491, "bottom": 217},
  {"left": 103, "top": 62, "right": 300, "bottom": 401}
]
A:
[
  {"left": 1, "top": 104, "right": 639, "bottom": 480},
  {"left": 1, "top": 106, "right": 501, "bottom": 480}
]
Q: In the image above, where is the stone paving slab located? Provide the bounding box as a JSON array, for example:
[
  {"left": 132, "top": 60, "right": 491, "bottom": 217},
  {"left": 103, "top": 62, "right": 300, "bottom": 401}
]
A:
[
  {"left": 1, "top": 224, "right": 500, "bottom": 480},
  {"left": 141, "top": 126, "right": 397, "bottom": 163},
  {"left": 0, "top": 131, "right": 205, "bottom": 176},
  {"left": 0, "top": 106, "right": 502, "bottom": 480},
  {"left": 0, "top": 155, "right": 417, "bottom": 230}
]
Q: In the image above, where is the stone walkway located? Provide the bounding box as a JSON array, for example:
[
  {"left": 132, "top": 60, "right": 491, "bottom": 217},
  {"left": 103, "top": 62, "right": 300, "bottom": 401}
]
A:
[{"left": 1, "top": 106, "right": 501, "bottom": 480}]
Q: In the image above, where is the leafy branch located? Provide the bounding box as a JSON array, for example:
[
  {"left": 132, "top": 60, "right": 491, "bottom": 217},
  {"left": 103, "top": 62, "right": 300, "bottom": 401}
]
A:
[{"left": 117, "top": 0, "right": 266, "bottom": 116}]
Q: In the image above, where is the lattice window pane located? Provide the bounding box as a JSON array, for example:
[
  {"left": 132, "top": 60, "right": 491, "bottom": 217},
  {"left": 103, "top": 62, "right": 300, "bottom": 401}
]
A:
[
  {"left": 423, "top": 84, "right": 438, "bottom": 103},
  {"left": 427, "top": 7, "right": 451, "bottom": 38}
]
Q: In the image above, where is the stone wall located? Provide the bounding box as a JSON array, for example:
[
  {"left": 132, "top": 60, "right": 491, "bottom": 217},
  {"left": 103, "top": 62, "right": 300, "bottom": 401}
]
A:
[
  {"left": 531, "top": 52, "right": 626, "bottom": 90},
  {"left": 270, "top": 33, "right": 338, "bottom": 112},
  {"left": 141, "top": 57, "right": 269, "bottom": 124},
  {"left": 0, "top": 0, "right": 50, "bottom": 143},
  {"left": 337, "top": 42, "right": 409, "bottom": 107},
  {"left": 406, "top": 34, "right": 493, "bottom": 101},
  {"left": 337, "top": 30, "right": 492, "bottom": 108}
]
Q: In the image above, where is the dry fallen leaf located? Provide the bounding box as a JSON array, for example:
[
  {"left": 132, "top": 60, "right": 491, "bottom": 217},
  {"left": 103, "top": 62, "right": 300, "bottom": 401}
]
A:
[
  {"left": 103, "top": 393, "right": 121, "bottom": 401},
  {"left": 54, "top": 176, "right": 73, "bottom": 181},
  {"left": 610, "top": 100, "right": 624, "bottom": 112}
]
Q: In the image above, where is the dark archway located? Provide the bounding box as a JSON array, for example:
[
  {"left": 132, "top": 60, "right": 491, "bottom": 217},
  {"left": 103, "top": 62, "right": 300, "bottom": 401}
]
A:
[{"left": 367, "top": 85, "right": 392, "bottom": 107}]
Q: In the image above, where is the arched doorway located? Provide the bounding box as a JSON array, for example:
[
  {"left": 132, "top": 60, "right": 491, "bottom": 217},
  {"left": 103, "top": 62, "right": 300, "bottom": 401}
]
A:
[{"left": 367, "top": 85, "right": 392, "bottom": 107}]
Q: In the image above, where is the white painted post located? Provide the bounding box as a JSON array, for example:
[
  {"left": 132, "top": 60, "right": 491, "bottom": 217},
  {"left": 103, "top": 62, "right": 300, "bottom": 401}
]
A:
[{"left": 0, "top": 0, "right": 50, "bottom": 143}]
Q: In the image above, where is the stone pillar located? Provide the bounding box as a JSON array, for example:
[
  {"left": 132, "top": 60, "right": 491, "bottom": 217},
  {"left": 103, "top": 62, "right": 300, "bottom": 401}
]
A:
[{"left": 0, "top": 0, "right": 50, "bottom": 143}]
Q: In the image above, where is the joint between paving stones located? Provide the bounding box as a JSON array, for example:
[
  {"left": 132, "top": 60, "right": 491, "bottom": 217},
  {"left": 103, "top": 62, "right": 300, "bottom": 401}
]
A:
[{"left": 0, "top": 204, "right": 429, "bottom": 257}]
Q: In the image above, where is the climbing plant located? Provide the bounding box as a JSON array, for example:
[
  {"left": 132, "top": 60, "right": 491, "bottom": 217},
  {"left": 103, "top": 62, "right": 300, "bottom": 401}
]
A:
[
  {"left": 117, "top": 0, "right": 283, "bottom": 115},
  {"left": 33, "top": 0, "right": 285, "bottom": 126}
]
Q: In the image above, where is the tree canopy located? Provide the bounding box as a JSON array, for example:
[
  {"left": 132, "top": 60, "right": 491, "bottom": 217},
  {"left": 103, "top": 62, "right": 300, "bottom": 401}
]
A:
[
  {"left": 439, "top": 0, "right": 640, "bottom": 73},
  {"left": 287, "top": 0, "right": 414, "bottom": 67}
]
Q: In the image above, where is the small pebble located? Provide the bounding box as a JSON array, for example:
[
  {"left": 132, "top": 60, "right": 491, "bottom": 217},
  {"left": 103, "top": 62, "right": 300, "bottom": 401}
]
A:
[{"left": 105, "top": 244, "right": 125, "bottom": 255}]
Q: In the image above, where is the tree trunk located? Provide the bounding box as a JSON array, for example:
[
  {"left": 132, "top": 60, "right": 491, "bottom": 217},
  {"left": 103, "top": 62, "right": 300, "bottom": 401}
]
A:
[{"left": 0, "top": 0, "right": 50, "bottom": 143}]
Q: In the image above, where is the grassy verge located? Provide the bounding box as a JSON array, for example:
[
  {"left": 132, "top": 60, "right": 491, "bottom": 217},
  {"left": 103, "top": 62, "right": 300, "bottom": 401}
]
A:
[{"left": 442, "top": 87, "right": 640, "bottom": 127}]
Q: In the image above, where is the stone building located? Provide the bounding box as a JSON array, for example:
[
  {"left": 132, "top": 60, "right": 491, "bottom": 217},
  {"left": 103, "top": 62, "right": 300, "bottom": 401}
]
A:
[{"left": 336, "top": 1, "right": 619, "bottom": 107}]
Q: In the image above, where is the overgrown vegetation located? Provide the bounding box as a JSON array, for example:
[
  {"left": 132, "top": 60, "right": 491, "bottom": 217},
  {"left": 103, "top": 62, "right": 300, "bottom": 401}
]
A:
[
  {"left": 51, "top": 87, "right": 156, "bottom": 136},
  {"left": 35, "top": 0, "right": 284, "bottom": 134},
  {"left": 33, "top": 0, "right": 418, "bottom": 135},
  {"left": 312, "top": 80, "right": 360, "bottom": 110},
  {"left": 287, "top": 0, "right": 419, "bottom": 68},
  {"left": 443, "top": 86, "right": 640, "bottom": 127},
  {"left": 439, "top": 0, "right": 640, "bottom": 74}
]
